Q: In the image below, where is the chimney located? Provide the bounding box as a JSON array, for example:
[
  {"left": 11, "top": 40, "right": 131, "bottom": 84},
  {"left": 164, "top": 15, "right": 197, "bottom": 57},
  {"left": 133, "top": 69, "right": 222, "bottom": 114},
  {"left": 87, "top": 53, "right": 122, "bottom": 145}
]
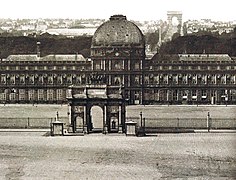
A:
[
  {"left": 76, "top": 52, "right": 78, "bottom": 61},
  {"left": 37, "top": 41, "right": 41, "bottom": 58}
]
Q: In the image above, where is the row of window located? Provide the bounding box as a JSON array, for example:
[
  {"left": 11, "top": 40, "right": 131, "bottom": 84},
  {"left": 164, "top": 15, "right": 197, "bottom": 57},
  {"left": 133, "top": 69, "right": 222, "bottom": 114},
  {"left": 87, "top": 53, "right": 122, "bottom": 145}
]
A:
[
  {"left": 158, "top": 60, "right": 234, "bottom": 64},
  {"left": 0, "top": 65, "right": 87, "bottom": 71},
  {"left": 1, "top": 74, "right": 235, "bottom": 86},
  {"left": 2, "top": 64, "right": 235, "bottom": 71},
  {"left": 92, "top": 49, "right": 143, "bottom": 55},
  {"left": 93, "top": 60, "right": 141, "bottom": 71},
  {"left": 0, "top": 89, "right": 66, "bottom": 101},
  {"left": 148, "top": 65, "right": 236, "bottom": 71},
  {"left": 143, "top": 75, "right": 236, "bottom": 85},
  {"left": 143, "top": 89, "right": 236, "bottom": 101},
  {"left": 0, "top": 78, "right": 86, "bottom": 85}
]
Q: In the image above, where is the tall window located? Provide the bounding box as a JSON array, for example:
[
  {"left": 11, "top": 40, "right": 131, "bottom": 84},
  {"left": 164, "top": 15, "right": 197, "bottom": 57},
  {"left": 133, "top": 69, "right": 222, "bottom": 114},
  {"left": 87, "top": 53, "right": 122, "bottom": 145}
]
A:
[
  {"left": 163, "top": 75, "right": 168, "bottom": 84},
  {"left": 192, "top": 90, "right": 197, "bottom": 100},
  {"left": 114, "top": 76, "right": 121, "bottom": 85},
  {"left": 183, "top": 90, "right": 188, "bottom": 99},
  {"left": 173, "top": 75, "right": 178, "bottom": 84},
  {"left": 38, "top": 89, "right": 44, "bottom": 101},
  {"left": 95, "top": 62, "right": 101, "bottom": 70},
  {"left": 183, "top": 74, "right": 188, "bottom": 84},
  {"left": 113, "top": 61, "right": 123, "bottom": 70},
  {"left": 202, "top": 90, "right": 207, "bottom": 98},
  {"left": 134, "top": 76, "right": 139, "bottom": 84},
  {"left": 19, "top": 89, "right": 25, "bottom": 101},
  {"left": 153, "top": 75, "right": 159, "bottom": 84},
  {"left": 0, "top": 93, "right": 6, "bottom": 101},
  {"left": 134, "top": 63, "right": 140, "bottom": 70},
  {"left": 57, "top": 75, "right": 62, "bottom": 84},
  {"left": 221, "top": 75, "right": 226, "bottom": 84},
  {"left": 211, "top": 75, "right": 216, "bottom": 84},
  {"left": 192, "top": 74, "right": 197, "bottom": 84},
  {"left": 20, "top": 75, "right": 25, "bottom": 84},
  {"left": 76, "top": 76, "right": 82, "bottom": 85},
  {"left": 48, "top": 75, "right": 53, "bottom": 85},
  {"left": 28, "top": 90, "right": 35, "bottom": 101},
  {"left": 10, "top": 75, "right": 15, "bottom": 85},
  {"left": 1, "top": 75, "right": 6, "bottom": 84},
  {"left": 173, "top": 90, "right": 178, "bottom": 101},
  {"left": 144, "top": 75, "right": 149, "bottom": 84},
  {"left": 56, "top": 89, "right": 63, "bottom": 101},
  {"left": 29, "top": 75, "right": 34, "bottom": 85},
  {"left": 47, "top": 89, "right": 54, "bottom": 101}
]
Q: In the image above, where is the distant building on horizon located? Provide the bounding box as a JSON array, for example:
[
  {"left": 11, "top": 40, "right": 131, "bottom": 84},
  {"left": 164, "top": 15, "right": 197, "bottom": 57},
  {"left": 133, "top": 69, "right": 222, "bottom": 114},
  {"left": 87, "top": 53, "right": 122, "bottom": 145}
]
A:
[{"left": 164, "top": 11, "right": 183, "bottom": 41}]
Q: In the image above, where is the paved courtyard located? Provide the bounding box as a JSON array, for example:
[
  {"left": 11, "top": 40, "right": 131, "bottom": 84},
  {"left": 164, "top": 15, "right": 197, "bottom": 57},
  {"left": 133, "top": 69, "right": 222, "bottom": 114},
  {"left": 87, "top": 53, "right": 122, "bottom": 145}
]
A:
[{"left": 0, "top": 132, "right": 235, "bottom": 179}]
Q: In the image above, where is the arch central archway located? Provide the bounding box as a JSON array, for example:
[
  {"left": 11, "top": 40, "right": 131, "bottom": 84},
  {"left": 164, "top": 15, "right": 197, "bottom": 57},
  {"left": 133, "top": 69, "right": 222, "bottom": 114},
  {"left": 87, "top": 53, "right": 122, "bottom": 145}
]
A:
[
  {"left": 67, "top": 85, "right": 126, "bottom": 134},
  {"left": 171, "top": 17, "right": 179, "bottom": 26},
  {"left": 90, "top": 105, "right": 103, "bottom": 132},
  {"left": 166, "top": 11, "right": 183, "bottom": 38}
]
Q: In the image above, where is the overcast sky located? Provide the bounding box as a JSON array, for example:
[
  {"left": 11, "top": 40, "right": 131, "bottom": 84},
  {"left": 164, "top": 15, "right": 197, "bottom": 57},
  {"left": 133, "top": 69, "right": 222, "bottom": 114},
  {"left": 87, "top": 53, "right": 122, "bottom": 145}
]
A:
[{"left": 1, "top": 0, "right": 235, "bottom": 21}]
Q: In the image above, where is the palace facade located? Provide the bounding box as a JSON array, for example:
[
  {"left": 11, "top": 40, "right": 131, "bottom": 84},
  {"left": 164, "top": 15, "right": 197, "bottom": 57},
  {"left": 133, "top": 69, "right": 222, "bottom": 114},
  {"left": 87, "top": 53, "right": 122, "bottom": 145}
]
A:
[
  {"left": 0, "top": 15, "right": 236, "bottom": 105},
  {"left": 143, "top": 54, "right": 236, "bottom": 105},
  {"left": 0, "top": 54, "right": 91, "bottom": 104}
]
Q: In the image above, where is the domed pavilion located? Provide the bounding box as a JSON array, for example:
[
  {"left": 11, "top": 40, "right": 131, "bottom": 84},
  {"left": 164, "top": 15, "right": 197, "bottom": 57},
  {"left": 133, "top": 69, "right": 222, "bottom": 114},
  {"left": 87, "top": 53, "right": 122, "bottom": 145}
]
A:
[{"left": 90, "top": 15, "right": 146, "bottom": 104}]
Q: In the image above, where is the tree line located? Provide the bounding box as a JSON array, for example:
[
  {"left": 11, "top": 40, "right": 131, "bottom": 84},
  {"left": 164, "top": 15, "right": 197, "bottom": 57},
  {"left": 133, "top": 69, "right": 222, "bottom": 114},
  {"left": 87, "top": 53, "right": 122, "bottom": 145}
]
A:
[
  {"left": 159, "top": 28, "right": 236, "bottom": 56},
  {"left": 0, "top": 28, "right": 235, "bottom": 59},
  {"left": 0, "top": 33, "right": 92, "bottom": 59}
]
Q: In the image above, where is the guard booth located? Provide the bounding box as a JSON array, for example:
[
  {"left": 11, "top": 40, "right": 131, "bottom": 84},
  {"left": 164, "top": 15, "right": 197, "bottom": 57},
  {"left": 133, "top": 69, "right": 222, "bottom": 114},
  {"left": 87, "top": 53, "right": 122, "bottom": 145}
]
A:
[{"left": 67, "top": 84, "right": 126, "bottom": 134}]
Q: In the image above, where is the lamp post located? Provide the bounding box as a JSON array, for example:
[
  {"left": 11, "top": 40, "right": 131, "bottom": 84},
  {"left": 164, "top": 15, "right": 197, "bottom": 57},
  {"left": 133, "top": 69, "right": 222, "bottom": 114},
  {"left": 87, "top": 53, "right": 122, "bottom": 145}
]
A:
[
  {"left": 56, "top": 111, "right": 59, "bottom": 121},
  {"left": 207, "top": 111, "right": 210, "bottom": 132},
  {"left": 140, "top": 111, "right": 143, "bottom": 127},
  {"left": 143, "top": 117, "right": 146, "bottom": 135}
]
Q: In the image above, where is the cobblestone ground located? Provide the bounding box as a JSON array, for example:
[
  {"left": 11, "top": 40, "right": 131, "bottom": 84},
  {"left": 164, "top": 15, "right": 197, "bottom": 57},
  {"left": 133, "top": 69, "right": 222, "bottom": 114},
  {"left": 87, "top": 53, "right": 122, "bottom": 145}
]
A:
[{"left": 0, "top": 132, "right": 235, "bottom": 179}]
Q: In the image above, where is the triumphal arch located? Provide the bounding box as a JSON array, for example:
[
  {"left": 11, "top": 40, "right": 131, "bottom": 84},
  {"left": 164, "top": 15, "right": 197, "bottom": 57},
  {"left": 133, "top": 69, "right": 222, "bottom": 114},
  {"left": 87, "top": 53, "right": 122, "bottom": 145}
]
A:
[{"left": 67, "top": 78, "right": 126, "bottom": 134}]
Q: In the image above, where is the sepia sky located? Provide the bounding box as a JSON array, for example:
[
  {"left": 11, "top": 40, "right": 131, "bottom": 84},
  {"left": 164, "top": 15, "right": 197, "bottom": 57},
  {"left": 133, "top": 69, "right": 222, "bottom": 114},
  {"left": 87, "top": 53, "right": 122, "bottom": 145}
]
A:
[{"left": 0, "top": 0, "right": 235, "bottom": 21}]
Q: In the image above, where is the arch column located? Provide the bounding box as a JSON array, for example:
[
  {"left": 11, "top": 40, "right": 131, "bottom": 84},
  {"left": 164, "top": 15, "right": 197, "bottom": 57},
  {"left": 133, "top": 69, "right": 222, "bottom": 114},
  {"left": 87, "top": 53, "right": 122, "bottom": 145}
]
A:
[
  {"left": 83, "top": 105, "right": 88, "bottom": 134},
  {"left": 103, "top": 105, "right": 108, "bottom": 133}
]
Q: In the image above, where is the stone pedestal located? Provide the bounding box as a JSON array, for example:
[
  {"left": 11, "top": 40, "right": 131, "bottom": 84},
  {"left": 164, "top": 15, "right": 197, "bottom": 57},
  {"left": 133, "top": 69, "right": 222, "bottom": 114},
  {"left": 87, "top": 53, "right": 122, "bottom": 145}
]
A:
[
  {"left": 52, "top": 121, "right": 64, "bottom": 136},
  {"left": 83, "top": 125, "right": 88, "bottom": 134},
  {"left": 103, "top": 125, "right": 108, "bottom": 134},
  {"left": 118, "top": 124, "right": 123, "bottom": 134},
  {"left": 125, "top": 121, "right": 137, "bottom": 136}
]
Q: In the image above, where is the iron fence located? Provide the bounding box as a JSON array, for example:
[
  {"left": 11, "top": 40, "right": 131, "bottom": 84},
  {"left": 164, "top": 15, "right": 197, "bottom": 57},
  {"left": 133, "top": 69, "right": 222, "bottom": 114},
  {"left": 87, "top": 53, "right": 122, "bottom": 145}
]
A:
[
  {"left": 126, "top": 117, "right": 236, "bottom": 129},
  {"left": 0, "top": 117, "right": 69, "bottom": 128}
]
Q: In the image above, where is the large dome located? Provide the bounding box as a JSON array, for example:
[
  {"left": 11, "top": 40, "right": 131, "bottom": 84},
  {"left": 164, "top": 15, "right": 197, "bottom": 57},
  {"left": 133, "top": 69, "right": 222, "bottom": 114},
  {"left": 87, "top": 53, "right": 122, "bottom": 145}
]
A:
[{"left": 91, "top": 15, "right": 144, "bottom": 47}]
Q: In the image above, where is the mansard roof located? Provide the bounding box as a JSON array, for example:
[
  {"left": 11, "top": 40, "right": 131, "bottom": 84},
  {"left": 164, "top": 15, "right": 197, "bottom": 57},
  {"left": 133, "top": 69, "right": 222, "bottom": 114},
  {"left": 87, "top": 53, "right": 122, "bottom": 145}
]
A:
[
  {"left": 178, "top": 54, "right": 233, "bottom": 62},
  {"left": 41, "top": 54, "right": 86, "bottom": 61},
  {"left": 5, "top": 54, "right": 86, "bottom": 62},
  {"left": 6, "top": 55, "right": 38, "bottom": 61},
  {"left": 151, "top": 53, "right": 234, "bottom": 62}
]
